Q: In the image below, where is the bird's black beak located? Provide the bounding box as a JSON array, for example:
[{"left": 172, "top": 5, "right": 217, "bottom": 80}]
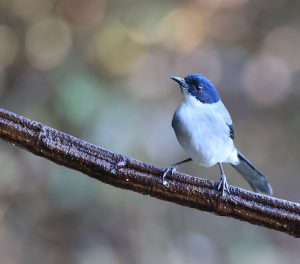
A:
[{"left": 171, "top": 76, "right": 188, "bottom": 88}]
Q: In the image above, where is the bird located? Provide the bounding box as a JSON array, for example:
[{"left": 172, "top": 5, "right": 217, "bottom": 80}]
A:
[{"left": 163, "top": 73, "right": 272, "bottom": 196}]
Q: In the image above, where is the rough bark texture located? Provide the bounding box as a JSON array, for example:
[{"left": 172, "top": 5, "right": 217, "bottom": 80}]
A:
[{"left": 0, "top": 108, "right": 299, "bottom": 237}]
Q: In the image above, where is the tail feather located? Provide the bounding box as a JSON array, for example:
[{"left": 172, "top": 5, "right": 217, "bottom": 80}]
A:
[{"left": 231, "top": 150, "right": 273, "bottom": 195}]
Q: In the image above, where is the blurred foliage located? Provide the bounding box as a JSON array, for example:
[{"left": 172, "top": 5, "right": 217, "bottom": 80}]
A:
[{"left": 0, "top": 0, "right": 300, "bottom": 263}]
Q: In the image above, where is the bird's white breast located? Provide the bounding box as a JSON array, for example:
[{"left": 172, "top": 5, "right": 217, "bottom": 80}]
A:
[{"left": 172, "top": 96, "right": 237, "bottom": 167}]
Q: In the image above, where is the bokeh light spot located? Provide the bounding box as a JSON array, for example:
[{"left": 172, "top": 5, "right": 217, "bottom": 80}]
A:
[
  {"left": 54, "top": 72, "right": 103, "bottom": 125},
  {"left": 58, "top": 0, "right": 106, "bottom": 29},
  {"left": 199, "top": 0, "right": 248, "bottom": 8},
  {"left": 0, "top": 25, "right": 18, "bottom": 72},
  {"left": 88, "top": 21, "right": 144, "bottom": 77},
  {"left": 122, "top": 2, "right": 172, "bottom": 45},
  {"left": 26, "top": 18, "right": 72, "bottom": 70},
  {"left": 207, "top": 13, "right": 250, "bottom": 42},
  {"left": 11, "top": 0, "right": 54, "bottom": 21},
  {"left": 127, "top": 52, "right": 172, "bottom": 99},
  {"left": 262, "top": 26, "right": 300, "bottom": 72},
  {"left": 158, "top": 6, "right": 204, "bottom": 53},
  {"left": 242, "top": 54, "right": 292, "bottom": 107}
]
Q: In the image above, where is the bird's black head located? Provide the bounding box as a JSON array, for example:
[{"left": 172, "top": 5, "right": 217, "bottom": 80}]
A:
[{"left": 171, "top": 74, "right": 220, "bottom": 104}]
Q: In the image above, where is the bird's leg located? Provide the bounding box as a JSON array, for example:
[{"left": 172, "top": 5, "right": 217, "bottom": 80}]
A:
[
  {"left": 162, "top": 158, "right": 192, "bottom": 186},
  {"left": 217, "top": 162, "right": 230, "bottom": 196}
]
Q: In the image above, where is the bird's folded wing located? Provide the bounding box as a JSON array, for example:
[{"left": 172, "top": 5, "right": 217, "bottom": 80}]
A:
[{"left": 213, "top": 101, "right": 234, "bottom": 139}]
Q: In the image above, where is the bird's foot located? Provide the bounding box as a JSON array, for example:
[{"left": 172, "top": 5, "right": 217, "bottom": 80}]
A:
[
  {"left": 162, "top": 165, "right": 177, "bottom": 186},
  {"left": 217, "top": 174, "right": 230, "bottom": 196}
]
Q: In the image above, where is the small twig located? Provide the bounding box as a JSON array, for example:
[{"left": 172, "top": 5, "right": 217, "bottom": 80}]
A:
[{"left": 0, "top": 108, "right": 299, "bottom": 237}]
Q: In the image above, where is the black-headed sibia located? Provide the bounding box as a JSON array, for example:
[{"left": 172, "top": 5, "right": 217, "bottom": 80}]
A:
[{"left": 163, "top": 73, "right": 272, "bottom": 196}]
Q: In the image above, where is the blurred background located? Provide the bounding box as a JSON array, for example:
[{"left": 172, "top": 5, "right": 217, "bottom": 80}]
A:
[{"left": 0, "top": 0, "right": 299, "bottom": 263}]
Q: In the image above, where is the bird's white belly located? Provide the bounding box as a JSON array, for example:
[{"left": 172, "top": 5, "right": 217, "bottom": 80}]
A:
[{"left": 172, "top": 102, "right": 236, "bottom": 167}]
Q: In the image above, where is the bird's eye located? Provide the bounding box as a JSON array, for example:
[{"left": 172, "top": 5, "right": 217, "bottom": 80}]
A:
[{"left": 196, "top": 85, "right": 203, "bottom": 91}]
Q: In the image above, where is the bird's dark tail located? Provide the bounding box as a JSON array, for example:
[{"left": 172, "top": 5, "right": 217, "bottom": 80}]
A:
[{"left": 231, "top": 150, "right": 273, "bottom": 195}]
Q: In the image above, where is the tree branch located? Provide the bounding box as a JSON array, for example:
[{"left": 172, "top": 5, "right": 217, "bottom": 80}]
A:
[{"left": 0, "top": 108, "right": 299, "bottom": 237}]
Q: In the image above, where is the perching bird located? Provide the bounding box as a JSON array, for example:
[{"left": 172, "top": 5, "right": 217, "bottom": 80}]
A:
[{"left": 163, "top": 74, "right": 272, "bottom": 196}]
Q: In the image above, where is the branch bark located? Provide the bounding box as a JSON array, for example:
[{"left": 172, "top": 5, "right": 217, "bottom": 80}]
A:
[{"left": 0, "top": 108, "right": 299, "bottom": 237}]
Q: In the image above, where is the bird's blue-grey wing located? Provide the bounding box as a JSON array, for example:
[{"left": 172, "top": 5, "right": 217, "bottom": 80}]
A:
[{"left": 214, "top": 101, "right": 234, "bottom": 139}]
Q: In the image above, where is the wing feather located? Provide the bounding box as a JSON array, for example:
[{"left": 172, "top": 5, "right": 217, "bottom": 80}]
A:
[{"left": 213, "top": 101, "right": 234, "bottom": 140}]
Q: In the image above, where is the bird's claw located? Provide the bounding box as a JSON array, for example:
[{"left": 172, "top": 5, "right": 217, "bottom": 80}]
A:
[
  {"left": 218, "top": 174, "right": 230, "bottom": 196},
  {"left": 162, "top": 165, "right": 177, "bottom": 186}
]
